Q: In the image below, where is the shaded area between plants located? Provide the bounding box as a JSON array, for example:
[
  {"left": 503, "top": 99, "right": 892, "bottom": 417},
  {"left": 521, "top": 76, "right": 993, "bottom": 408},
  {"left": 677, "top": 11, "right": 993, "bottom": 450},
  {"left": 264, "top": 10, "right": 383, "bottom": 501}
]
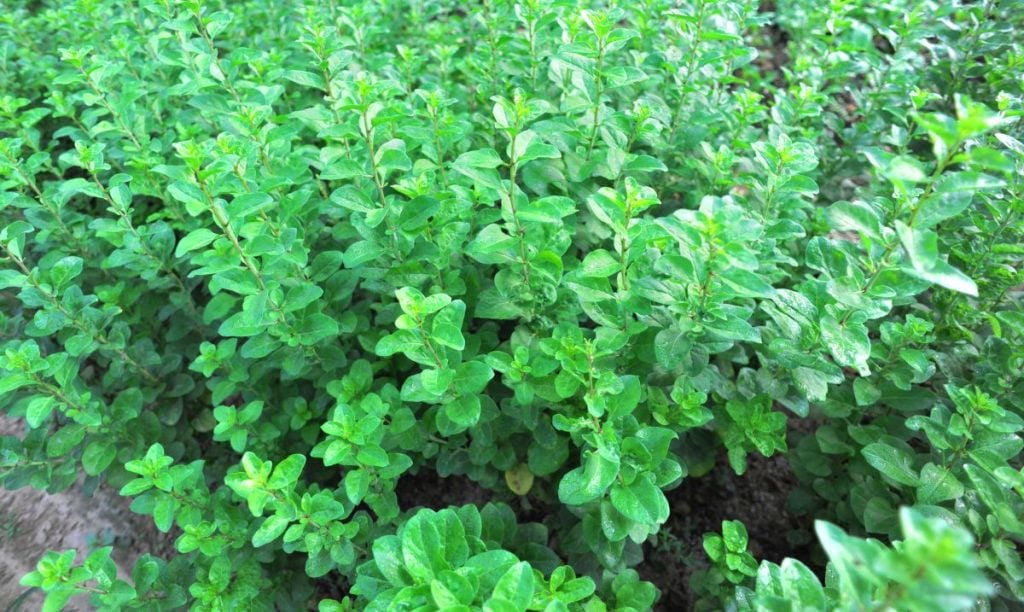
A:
[{"left": 643, "top": 452, "right": 812, "bottom": 610}]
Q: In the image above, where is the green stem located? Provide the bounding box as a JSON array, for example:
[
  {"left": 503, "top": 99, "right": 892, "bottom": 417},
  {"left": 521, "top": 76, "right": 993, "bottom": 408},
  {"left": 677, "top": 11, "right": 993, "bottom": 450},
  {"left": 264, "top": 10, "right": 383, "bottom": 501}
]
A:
[
  {"left": 584, "top": 40, "right": 606, "bottom": 161},
  {"left": 361, "top": 108, "right": 404, "bottom": 263},
  {"left": 3, "top": 249, "right": 159, "bottom": 383},
  {"left": 839, "top": 144, "right": 960, "bottom": 325},
  {"left": 506, "top": 130, "right": 531, "bottom": 287}
]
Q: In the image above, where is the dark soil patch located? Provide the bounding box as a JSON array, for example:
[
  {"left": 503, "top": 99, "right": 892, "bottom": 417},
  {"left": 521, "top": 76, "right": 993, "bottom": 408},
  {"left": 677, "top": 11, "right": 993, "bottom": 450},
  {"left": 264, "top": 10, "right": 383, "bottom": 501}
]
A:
[
  {"left": 312, "top": 468, "right": 494, "bottom": 606},
  {"left": 395, "top": 467, "right": 492, "bottom": 512},
  {"left": 642, "top": 452, "right": 813, "bottom": 611},
  {"left": 388, "top": 456, "right": 811, "bottom": 611}
]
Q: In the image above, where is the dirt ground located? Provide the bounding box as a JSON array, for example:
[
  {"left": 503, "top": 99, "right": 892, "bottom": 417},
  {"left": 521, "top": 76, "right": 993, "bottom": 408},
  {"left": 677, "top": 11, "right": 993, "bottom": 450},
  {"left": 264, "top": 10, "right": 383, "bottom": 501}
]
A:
[
  {"left": 642, "top": 451, "right": 811, "bottom": 610},
  {"left": 0, "top": 416, "right": 169, "bottom": 609},
  {"left": 388, "top": 454, "right": 808, "bottom": 610},
  {"left": 1, "top": 413, "right": 806, "bottom": 610}
]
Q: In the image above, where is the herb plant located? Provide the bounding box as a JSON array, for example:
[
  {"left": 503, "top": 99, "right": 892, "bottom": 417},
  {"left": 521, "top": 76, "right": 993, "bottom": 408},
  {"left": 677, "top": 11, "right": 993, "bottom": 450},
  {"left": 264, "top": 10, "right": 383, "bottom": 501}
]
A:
[{"left": 1, "top": 0, "right": 1022, "bottom": 610}]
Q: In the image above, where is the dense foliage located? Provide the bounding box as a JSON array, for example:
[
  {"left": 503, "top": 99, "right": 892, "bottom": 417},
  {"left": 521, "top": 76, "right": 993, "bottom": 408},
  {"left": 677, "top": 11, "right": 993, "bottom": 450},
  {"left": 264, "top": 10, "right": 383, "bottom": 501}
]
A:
[{"left": 1, "top": 0, "right": 1022, "bottom": 609}]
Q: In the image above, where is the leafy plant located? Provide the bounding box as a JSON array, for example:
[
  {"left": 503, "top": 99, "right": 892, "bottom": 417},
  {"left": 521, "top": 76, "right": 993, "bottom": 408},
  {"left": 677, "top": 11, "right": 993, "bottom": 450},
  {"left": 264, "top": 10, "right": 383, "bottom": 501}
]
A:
[
  {"left": 349, "top": 504, "right": 598, "bottom": 611},
  {"left": 691, "top": 520, "right": 758, "bottom": 608},
  {"left": 731, "top": 508, "right": 992, "bottom": 612},
  {"left": 0, "top": 0, "right": 1022, "bottom": 610}
]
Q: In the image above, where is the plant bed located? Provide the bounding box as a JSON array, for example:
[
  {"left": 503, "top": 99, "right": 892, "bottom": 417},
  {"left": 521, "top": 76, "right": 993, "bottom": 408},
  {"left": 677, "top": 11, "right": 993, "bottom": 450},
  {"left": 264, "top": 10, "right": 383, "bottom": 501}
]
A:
[{"left": 0, "top": 0, "right": 1022, "bottom": 610}]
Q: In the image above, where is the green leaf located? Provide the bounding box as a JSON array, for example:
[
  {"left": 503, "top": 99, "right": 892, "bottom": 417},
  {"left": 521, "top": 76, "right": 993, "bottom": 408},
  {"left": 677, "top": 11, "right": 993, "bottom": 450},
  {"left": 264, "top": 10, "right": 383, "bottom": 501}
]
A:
[
  {"left": 515, "top": 135, "right": 560, "bottom": 164},
  {"left": 421, "top": 293, "right": 452, "bottom": 314},
  {"left": 454, "top": 361, "right": 493, "bottom": 395},
  {"left": 862, "top": 443, "right": 919, "bottom": 487},
  {"left": 283, "top": 69, "right": 325, "bottom": 90},
  {"left": 518, "top": 196, "right": 575, "bottom": 224},
  {"left": 432, "top": 301, "right": 466, "bottom": 350},
  {"left": 654, "top": 326, "right": 692, "bottom": 370},
  {"left": 0, "top": 372, "right": 30, "bottom": 396},
  {"left": 579, "top": 249, "right": 620, "bottom": 278},
  {"left": 25, "top": 396, "right": 56, "bottom": 428},
  {"left": 455, "top": 148, "right": 504, "bottom": 168},
  {"left": 558, "top": 451, "right": 619, "bottom": 505},
  {"left": 372, "top": 536, "right": 407, "bottom": 586},
  {"left": 219, "top": 310, "right": 267, "bottom": 338},
  {"left": 356, "top": 445, "right": 390, "bottom": 468},
  {"left": 175, "top": 228, "right": 219, "bottom": 257},
  {"left": 828, "top": 200, "right": 883, "bottom": 239},
  {"left": 268, "top": 454, "right": 306, "bottom": 489},
  {"left": 820, "top": 316, "right": 871, "bottom": 376},
  {"left": 82, "top": 440, "right": 116, "bottom": 476},
  {"left": 344, "top": 240, "right": 385, "bottom": 267},
  {"left": 252, "top": 514, "right": 290, "bottom": 547},
  {"left": 345, "top": 469, "right": 371, "bottom": 504},
  {"left": 331, "top": 186, "right": 375, "bottom": 213},
  {"left": 916, "top": 172, "right": 1005, "bottom": 227},
  {"left": 153, "top": 496, "right": 175, "bottom": 532},
  {"left": 49, "top": 256, "right": 83, "bottom": 290},
  {"left": 167, "top": 181, "right": 208, "bottom": 216},
  {"left": 586, "top": 188, "right": 624, "bottom": 231},
  {"left": 853, "top": 378, "right": 881, "bottom": 406},
  {"left": 375, "top": 329, "right": 420, "bottom": 357},
  {"left": 719, "top": 268, "right": 775, "bottom": 299},
  {"left": 401, "top": 511, "right": 446, "bottom": 582},
  {"left": 917, "top": 463, "right": 965, "bottom": 504},
  {"left": 467, "top": 225, "right": 516, "bottom": 261},
  {"left": 896, "top": 222, "right": 978, "bottom": 296},
  {"left": 886, "top": 155, "right": 927, "bottom": 183},
  {"left": 41, "top": 589, "right": 74, "bottom": 612},
  {"left": 442, "top": 395, "right": 481, "bottom": 430},
  {"left": 375, "top": 139, "right": 412, "bottom": 176},
  {"left": 609, "top": 474, "right": 669, "bottom": 524},
  {"left": 722, "top": 520, "right": 748, "bottom": 552},
  {"left": 453, "top": 149, "right": 504, "bottom": 190},
  {"left": 228, "top": 192, "right": 274, "bottom": 218},
  {"left": 624, "top": 154, "right": 667, "bottom": 173},
  {"left": 489, "top": 561, "right": 535, "bottom": 609},
  {"left": 321, "top": 158, "right": 367, "bottom": 180},
  {"left": 0, "top": 270, "right": 27, "bottom": 291}
]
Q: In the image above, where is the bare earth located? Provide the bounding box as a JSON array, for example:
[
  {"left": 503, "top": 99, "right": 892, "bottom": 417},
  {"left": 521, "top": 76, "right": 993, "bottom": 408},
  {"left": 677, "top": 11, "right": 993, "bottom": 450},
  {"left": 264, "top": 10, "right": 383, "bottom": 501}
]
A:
[{"left": 0, "top": 416, "right": 168, "bottom": 608}]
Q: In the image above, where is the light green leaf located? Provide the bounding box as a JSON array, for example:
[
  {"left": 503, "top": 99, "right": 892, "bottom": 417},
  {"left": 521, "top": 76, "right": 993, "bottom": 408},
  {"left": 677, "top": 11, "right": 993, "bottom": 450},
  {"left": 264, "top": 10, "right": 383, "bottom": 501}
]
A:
[
  {"left": 375, "top": 329, "right": 421, "bottom": 357},
  {"left": 916, "top": 171, "right": 1005, "bottom": 227},
  {"left": 579, "top": 249, "right": 620, "bottom": 278},
  {"left": 489, "top": 562, "right": 535, "bottom": 609},
  {"left": 252, "top": 514, "right": 290, "bottom": 547},
  {"left": 862, "top": 443, "right": 919, "bottom": 487},
  {"left": 609, "top": 475, "right": 669, "bottom": 524},
  {"left": 442, "top": 395, "right": 481, "bottom": 429},
  {"left": 558, "top": 451, "right": 619, "bottom": 505},
  {"left": 432, "top": 301, "right": 466, "bottom": 350},
  {"left": 828, "top": 200, "right": 883, "bottom": 239},
  {"left": 375, "top": 139, "right": 412, "bottom": 176},
  {"left": 820, "top": 316, "right": 871, "bottom": 376},
  {"left": 917, "top": 463, "right": 965, "bottom": 504},
  {"left": 518, "top": 196, "right": 576, "bottom": 224},
  {"left": 896, "top": 221, "right": 978, "bottom": 295},
  {"left": 175, "top": 228, "right": 219, "bottom": 257}
]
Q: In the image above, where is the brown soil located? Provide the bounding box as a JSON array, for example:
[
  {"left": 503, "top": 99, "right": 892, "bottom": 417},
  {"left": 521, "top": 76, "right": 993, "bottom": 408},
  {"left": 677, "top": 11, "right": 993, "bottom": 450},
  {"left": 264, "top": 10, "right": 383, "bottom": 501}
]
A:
[
  {"left": 395, "top": 467, "right": 492, "bottom": 511},
  {"left": 391, "top": 455, "right": 810, "bottom": 611},
  {"left": 313, "top": 467, "right": 494, "bottom": 603},
  {"left": 642, "top": 451, "right": 812, "bottom": 611},
  {"left": 0, "top": 416, "right": 173, "bottom": 609},
  {"left": 0, "top": 417, "right": 807, "bottom": 612}
]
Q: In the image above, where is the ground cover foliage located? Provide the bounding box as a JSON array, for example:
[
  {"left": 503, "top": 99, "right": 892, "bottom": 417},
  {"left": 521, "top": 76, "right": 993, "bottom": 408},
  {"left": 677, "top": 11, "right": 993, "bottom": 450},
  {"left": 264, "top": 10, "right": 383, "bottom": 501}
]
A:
[{"left": 0, "top": 0, "right": 1023, "bottom": 609}]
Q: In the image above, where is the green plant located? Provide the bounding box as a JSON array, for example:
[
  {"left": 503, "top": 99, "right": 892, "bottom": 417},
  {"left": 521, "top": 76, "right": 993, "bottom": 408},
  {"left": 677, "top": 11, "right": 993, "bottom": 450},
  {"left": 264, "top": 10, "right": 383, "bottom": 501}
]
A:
[
  {"left": 731, "top": 508, "right": 992, "bottom": 611},
  {"left": 691, "top": 520, "right": 758, "bottom": 608},
  {"left": 1, "top": 0, "right": 1022, "bottom": 610},
  {"left": 349, "top": 504, "right": 598, "bottom": 611}
]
